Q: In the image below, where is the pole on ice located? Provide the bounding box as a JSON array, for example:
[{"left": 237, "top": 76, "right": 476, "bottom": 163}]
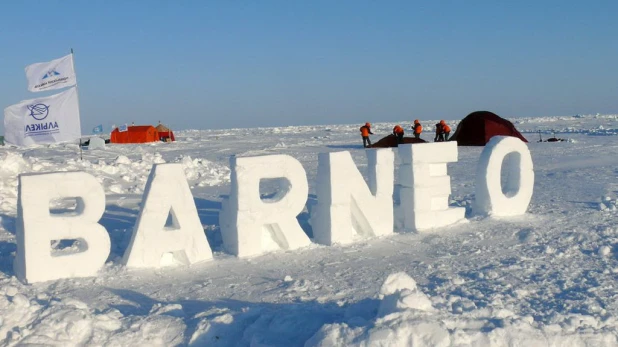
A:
[{"left": 71, "top": 48, "right": 84, "bottom": 160}]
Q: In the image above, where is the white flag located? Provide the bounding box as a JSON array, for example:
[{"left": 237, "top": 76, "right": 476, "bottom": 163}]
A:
[
  {"left": 3, "top": 87, "right": 81, "bottom": 146},
  {"left": 25, "top": 54, "right": 76, "bottom": 92}
]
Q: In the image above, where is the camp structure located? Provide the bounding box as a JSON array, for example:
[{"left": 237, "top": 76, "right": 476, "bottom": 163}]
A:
[
  {"left": 110, "top": 125, "right": 159, "bottom": 144},
  {"left": 155, "top": 123, "right": 175, "bottom": 142},
  {"left": 449, "top": 111, "right": 528, "bottom": 146},
  {"left": 370, "top": 135, "right": 426, "bottom": 148}
]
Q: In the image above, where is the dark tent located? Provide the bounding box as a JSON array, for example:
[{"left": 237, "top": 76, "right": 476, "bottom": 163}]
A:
[
  {"left": 370, "top": 135, "right": 426, "bottom": 148},
  {"left": 450, "top": 111, "right": 528, "bottom": 146}
]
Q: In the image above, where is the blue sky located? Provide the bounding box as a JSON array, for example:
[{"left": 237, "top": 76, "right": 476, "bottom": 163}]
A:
[{"left": 1, "top": 1, "right": 617, "bottom": 132}]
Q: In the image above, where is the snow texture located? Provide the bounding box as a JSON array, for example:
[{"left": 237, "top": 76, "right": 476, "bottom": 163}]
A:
[
  {"left": 0, "top": 114, "right": 618, "bottom": 345},
  {"left": 398, "top": 142, "right": 465, "bottom": 230},
  {"left": 473, "top": 136, "right": 535, "bottom": 216},
  {"left": 311, "top": 149, "right": 394, "bottom": 245},
  {"left": 220, "top": 154, "right": 311, "bottom": 257},
  {"left": 15, "top": 172, "right": 110, "bottom": 283},
  {"left": 122, "top": 163, "right": 213, "bottom": 268}
]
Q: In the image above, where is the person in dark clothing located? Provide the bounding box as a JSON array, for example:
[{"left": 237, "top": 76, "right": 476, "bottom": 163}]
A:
[
  {"left": 441, "top": 120, "right": 451, "bottom": 141},
  {"left": 434, "top": 122, "right": 444, "bottom": 142},
  {"left": 360, "top": 122, "right": 374, "bottom": 148}
]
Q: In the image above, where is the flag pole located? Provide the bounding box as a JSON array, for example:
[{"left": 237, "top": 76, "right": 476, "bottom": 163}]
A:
[{"left": 71, "top": 48, "right": 84, "bottom": 160}]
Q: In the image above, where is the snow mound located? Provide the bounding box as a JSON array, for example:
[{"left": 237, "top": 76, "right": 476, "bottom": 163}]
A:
[
  {"left": 307, "top": 272, "right": 618, "bottom": 347},
  {"left": 599, "top": 196, "right": 617, "bottom": 211},
  {"left": 0, "top": 150, "right": 230, "bottom": 215},
  {"left": 0, "top": 294, "right": 185, "bottom": 346}
]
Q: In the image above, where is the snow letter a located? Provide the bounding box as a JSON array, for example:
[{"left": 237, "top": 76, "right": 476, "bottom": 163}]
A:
[{"left": 122, "top": 164, "right": 213, "bottom": 268}]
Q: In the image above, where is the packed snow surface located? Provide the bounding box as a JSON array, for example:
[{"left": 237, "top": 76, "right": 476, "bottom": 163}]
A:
[{"left": 0, "top": 114, "right": 618, "bottom": 346}]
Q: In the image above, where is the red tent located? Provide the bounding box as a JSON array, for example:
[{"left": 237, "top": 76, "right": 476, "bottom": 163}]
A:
[
  {"left": 155, "top": 124, "right": 175, "bottom": 142},
  {"left": 110, "top": 125, "right": 159, "bottom": 144},
  {"left": 450, "top": 111, "right": 528, "bottom": 146}
]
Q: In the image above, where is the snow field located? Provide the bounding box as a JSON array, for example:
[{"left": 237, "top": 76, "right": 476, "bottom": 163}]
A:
[{"left": 0, "top": 114, "right": 617, "bottom": 345}]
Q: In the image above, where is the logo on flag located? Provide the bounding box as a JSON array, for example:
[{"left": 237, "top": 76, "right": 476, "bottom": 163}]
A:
[
  {"left": 92, "top": 124, "right": 103, "bottom": 134},
  {"left": 25, "top": 54, "right": 76, "bottom": 92},
  {"left": 27, "top": 104, "right": 50, "bottom": 120},
  {"left": 118, "top": 124, "right": 128, "bottom": 132},
  {"left": 3, "top": 87, "right": 81, "bottom": 146},
  {"left": 42, "top": 69, "right": 60, "bottom": 80}
]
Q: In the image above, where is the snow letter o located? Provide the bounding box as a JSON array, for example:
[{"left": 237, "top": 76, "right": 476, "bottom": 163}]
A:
[
  {"left": 220, "top": 155, "right": 311, "bottom": 257},
  {"left": 14, "top": 172, "right": 110, "bottom": 283},
  {"left": 473, "top": 136, "right": 534, "bottom": 216}
]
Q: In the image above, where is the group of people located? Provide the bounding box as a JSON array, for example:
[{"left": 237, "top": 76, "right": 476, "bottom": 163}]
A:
[{"left": 359, "top": 120, "right": 451, "bottom": 148}]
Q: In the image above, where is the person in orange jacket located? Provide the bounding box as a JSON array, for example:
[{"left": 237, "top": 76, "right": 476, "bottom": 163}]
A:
[
  {"left": 434, "top": 120, "right": 451, "bottom": 142},
  {"left": 392, "top": 125, "right": 404, "bottom": 144},
  {"left": 360, "top": 122, "right": 374, "bottom": 148},
  {"left": 412, "top": 119, "right": 423, "bottom": 139}
]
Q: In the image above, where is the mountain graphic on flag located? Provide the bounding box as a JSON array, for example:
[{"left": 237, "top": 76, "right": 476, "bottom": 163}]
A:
[{"left": 42, "top": 69, "right": 60, "bottom": 80}]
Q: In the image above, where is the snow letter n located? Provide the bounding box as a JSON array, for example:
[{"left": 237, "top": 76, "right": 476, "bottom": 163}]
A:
[
  {"left": 398, "top": 142, "right": 465, "bottom": 231},
  {"left": 311, "top": 149, "right": 395, "bottom": 245},
  {"left": 14, "top": 172, "right": 110, "bottom": 283},
  {"left": 219, "top": 155, "right": 311, "bottom": 257}
]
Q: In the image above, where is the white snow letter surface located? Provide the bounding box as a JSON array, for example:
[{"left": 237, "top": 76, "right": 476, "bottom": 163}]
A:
[
  {"left": 473, "top": 136, "right": 534, "bottom": 216},
  {"left": 219, "top": 155, "right": 311, "bottom": 257},
  {"left": 398, "top": 142, "right": 464, "bottom": 231},
  {"left": 311, "top": 149, "right": 394, "bottom": 245},
  {"left": 14, "top": 172, "right": 110, "bottom": 283},
  {"left": 123, "top": 164, "right": 213, "bottom": 268}
]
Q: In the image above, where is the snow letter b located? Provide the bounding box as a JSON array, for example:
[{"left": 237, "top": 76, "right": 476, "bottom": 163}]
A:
[
  {"left": 220, "top": 155, "right": 311, "bottom": 257},
  {"left": 14, "top": 172, "right": 110, "bottom": 283}
]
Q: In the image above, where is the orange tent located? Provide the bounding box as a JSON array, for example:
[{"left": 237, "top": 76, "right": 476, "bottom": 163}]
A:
[
  {"left": 110, "top": 125, "right": 159, "bottom": 144},
  {"left": 155, "top": 123, "right": 175, "bottom": 142}
]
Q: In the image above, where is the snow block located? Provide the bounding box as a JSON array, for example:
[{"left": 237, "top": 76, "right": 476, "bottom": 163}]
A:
[
  {"left": 398, "top": 142, "right": 464, "bottom": 231},
  {"left": 473, "top": 136, "right": 534, "bottom": 216},
  {"left": 219, "top": 155, "right": 311, "bottom": 257},
  {"left": 14, "top": 172, "right": 110, "bottom": 283},
  {"left": 122, "top": 164, "right": 213, "bottom": 268},
  {"left": 311, "top": 149, "right": 394, "bottom": 245},
  {"left": 88, "top": 137, "right": 105, "bottom": 150}
]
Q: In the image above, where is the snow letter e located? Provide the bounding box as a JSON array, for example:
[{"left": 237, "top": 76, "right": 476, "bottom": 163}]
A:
[
  {"left": 473, "top": 136, "right": 534, "bottom": 216},
  {"left": 398, "top": 142, "right": 465, "bottom": 231},
  {"left": 14, "top": 172, "right": 110, "bottom": 283},
  {"left": 311, "top": 149, "right": 394, "bottom": 245},
  {"left": 219, "top": 155, "right": 311, "bottom": 257},
  {"left": 123, "top": 164, "right": 213, "bottom": 268}
]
